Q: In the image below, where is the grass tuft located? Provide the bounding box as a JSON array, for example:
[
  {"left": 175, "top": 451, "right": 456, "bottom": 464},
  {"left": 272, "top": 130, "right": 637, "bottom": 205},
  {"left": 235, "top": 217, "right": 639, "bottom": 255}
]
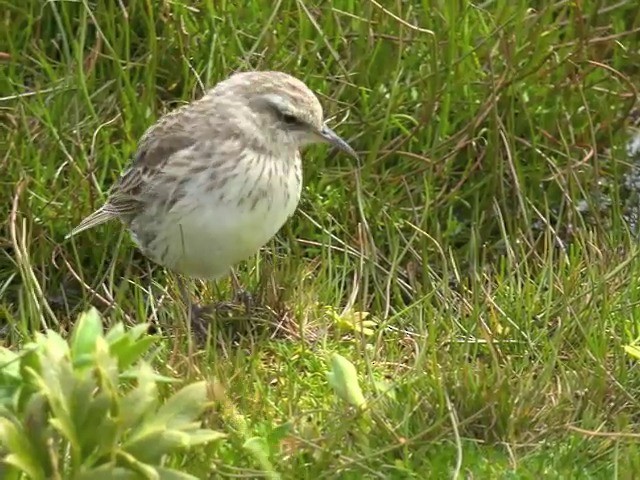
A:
[{"left": 2, "top": 0, "right": 640, "bottom": 476}]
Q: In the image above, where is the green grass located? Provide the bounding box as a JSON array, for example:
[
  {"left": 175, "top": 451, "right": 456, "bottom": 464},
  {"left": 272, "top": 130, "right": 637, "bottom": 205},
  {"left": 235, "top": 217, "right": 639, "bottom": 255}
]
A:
[{"left": 2, "top": 0, "right": 640, "bottom": 477}]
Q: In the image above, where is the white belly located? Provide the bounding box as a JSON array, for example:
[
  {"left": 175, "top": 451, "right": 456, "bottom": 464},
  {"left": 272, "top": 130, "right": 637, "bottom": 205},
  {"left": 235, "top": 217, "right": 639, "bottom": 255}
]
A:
[{"left": 133, "top": 155, "right": 302, "bottom": 279}]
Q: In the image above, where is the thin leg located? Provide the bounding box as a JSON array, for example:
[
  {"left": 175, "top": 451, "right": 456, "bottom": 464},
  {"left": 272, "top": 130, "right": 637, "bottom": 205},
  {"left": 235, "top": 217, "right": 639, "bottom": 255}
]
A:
[
  {"left": 229, "top": 269, "right": 242, "bottom": 292},
  {"left": 229, "top": 268, "right": 255, "bottom": 312},
  {"left": 176, "top": 276, "right": 190, "bottom": 312},
  {"left": 176, "top": 276, "right": 211, "bottom": 341}
]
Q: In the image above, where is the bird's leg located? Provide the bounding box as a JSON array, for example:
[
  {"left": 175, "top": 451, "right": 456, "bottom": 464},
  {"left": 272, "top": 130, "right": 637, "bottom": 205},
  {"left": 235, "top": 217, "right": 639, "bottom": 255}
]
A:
[
  {"left": 229, "top": 268, "right": 254, "bottom": 312},
  {"left": 176, "top": 276, "right": 212, "bottom": 340},
  {"left": 207, "top": 269, "right": 254, "bottom": 317}
]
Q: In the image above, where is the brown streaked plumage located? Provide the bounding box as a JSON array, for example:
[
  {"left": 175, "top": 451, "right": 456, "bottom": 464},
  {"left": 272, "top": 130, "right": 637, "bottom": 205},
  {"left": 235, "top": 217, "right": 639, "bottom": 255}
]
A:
[{"left": 68, "top": 71, "right": 357, "bottom": 323}]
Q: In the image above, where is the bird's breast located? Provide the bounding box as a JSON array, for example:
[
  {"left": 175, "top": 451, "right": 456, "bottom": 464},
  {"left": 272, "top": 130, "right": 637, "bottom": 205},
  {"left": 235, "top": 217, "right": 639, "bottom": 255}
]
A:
[{"left": 142, "top": 152, "right": 302, "bottom": 278}]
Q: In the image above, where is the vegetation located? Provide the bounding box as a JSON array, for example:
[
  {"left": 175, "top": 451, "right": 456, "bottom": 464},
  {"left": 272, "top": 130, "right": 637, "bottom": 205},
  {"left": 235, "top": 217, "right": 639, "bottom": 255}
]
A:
[
  {"left": 2, "top": 0, "right": 640, "bottom": 477},
  {"left": 0, "top": 307, "right": 225, "bottom": 479}
]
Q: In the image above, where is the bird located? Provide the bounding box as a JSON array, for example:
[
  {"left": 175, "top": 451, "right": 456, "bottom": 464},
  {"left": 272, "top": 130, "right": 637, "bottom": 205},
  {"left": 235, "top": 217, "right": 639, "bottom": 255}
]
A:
[{"left": 67, "top": 70, "right": 357, "bottom": 332}]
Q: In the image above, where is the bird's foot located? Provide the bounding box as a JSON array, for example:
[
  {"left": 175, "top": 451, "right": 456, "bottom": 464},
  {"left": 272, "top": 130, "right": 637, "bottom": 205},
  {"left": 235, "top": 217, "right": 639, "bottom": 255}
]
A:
[
  {"left": 232, "top": 288, "right": 255, "bottom": 312},
  {"left": 188, "top": 303, "right": 214, "bottom": 342},
  {"left": 185, "top": 290, "right": 258, "bottom": 344},
  {"left": 213, "top": 289, "right": 256, "bottom": 317}
]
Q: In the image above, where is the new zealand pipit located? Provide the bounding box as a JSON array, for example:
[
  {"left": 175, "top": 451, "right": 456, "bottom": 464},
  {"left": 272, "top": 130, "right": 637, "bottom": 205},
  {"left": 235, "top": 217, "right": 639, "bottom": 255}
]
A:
[{"left": 68, "top": 70, "right": 357, "bottom": 331}]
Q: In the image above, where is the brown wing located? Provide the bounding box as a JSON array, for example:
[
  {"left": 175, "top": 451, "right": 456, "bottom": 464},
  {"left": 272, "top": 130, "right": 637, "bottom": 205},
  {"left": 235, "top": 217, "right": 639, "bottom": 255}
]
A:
[
  {"left": 67, "top": 115, "right": 198, "bottom": 238},
  {"left": 107, "top": 131, "right": 198, "bottom": 218}
]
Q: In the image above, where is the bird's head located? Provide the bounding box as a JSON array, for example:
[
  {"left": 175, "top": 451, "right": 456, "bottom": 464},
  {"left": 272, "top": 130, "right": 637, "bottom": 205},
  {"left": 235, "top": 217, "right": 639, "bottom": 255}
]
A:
[{"left": 212, "top": 71, "right": 357, "bottom": 158}]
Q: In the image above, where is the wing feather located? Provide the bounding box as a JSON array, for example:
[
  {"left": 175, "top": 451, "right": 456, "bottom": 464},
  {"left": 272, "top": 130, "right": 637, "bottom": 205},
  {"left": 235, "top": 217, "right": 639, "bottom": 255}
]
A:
[
  {"left": 67, "top": 118, "right": 199, "bottom": 239},
  {"left": 65, "top": 207, "right": 118, "bottom": 239}
]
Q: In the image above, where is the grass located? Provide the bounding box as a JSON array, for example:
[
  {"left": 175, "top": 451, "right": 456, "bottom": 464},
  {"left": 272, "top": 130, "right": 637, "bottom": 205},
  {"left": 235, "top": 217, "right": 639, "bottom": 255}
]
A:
[{"left": 2, "top": 0, "right": 640, "bottom": 477}]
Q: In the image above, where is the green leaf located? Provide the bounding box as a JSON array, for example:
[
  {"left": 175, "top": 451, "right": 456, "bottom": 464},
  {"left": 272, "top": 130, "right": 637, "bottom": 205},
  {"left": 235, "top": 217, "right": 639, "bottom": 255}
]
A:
[
  {"left": 243, "top": 436, "right": 270, "bottom": 459},
  {"left": 104, "top": 322, "right": 126, "bottom": 343},
  {"left": 120, "top": 368, "right": 176, "bottom": 384},
  {"left": 326, "top": 353, "right": 366, "bottom": 409},
  {"left": 75, "top": 389, "right": 118, "bottom": 456},
  {"left": 69, "top": 372, "right": 100, "bottom": 441},
  {"left": 29, "top": 359, "right": 79, "bottom": 450},
  {"left": 0, "top": 348, "right": 21, "bottom": 380},
  {"left": 243, "top": 436, "right": 280, "bottom": 479},
  {"left": 124, "top": 424, "right": 224, "bottom": 464},
  {"left": 40, "top": 330, "right": 70, "bottom": 361},
  {"left": 18, "top": 343, "right": 42, "bottom": 389},
  {"left": 94, "top": 415, "right": 120, "bottom": 456},
  {"left": 49, "top": 417, "right": 79, "bottom": 447},
  {"left": 0, "top": 417, "right": 45, "bottom": 480},
  {"left": 298, "top": 414, "right": 321, "bottom": 440},
  {"left": 624, "top": 344, "right": 640, "bottom": 360},
  {"left": 124, "top": 323, "right": 153, "bottom": 342},
  {"left": 118, "top": 364, "right": 159, "bottom": 430},
  {"left": 21, "top": 393, "right": 50, "bottom": 468},
  {"left": 327, "top": 307, "right": 377, "bottom": 337},
  {"left": 155, "top": 467, "right": 201, "bottom": 480},
  {"left": 0, "top": 461, "right": 24, "bottom": 480},
  {"left": 181, "top": 429, "right": 226, "bottom": 446},
  {"left": 77, "top": 466, "right": 201, "bottom": 480},
  {"left": 123, "top": 428, "right": 186, "bottom": 464},
  {"left": 0, "top": 348, "right": 23, "bottom": 411},
  {"left": 3, "top": 454, "right": 45, "bottom": 480},
  {"left": 373, "top": 378, "right": 397, "bottom": 401},
  {"left": 109, "top": 335, "right": 157, "bottom": 371},
  {"left": 75, "top": 465, "right": 140, "bottom": 480},
  {"left": 265, "top": 422, "right": 292, "bottom": 453},
  {"left": 94, "top": 336, "right": 121, "bottom": 388},
  {"left": 116, "top": 449, "right": 160, "bottom": 480},
  {"left": 155, "top": 382, "right": 210, "bottom": 429},
  {"left": 70, "top": 307, "right": 103, "bottom": 362}
]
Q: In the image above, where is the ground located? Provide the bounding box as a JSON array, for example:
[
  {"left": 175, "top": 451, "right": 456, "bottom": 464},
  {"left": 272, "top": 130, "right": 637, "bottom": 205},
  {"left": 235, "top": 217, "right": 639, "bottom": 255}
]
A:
[{"left": 2, "top": 1, "right": 640, "bottom": 478}]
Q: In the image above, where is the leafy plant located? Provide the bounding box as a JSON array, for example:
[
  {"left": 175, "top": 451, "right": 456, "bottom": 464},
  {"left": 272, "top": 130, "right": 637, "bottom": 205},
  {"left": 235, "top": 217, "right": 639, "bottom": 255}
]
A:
[
  {"left": 0, "top": 308, "right": 225, "bottom": 480},
  {"left": 326, "top": 353, "right": 366, "bottom": 410},
  {"left": 624, "top": 344, "right": 640, "bottom": 361}
]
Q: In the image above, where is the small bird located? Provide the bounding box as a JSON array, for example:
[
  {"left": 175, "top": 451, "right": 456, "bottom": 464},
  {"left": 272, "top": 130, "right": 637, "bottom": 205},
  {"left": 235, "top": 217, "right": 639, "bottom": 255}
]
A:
[{"left": 68, "top": 70, "right": 357, "bottom": 328}]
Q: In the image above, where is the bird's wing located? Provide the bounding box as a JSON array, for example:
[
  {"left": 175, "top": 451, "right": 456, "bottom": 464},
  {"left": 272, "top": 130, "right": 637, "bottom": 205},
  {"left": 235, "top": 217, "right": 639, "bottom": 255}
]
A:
[
  {"left": 67, "top": 114, "right": 199, "bottom": 238},
  {"left": 108, "top": 130, "right": 198, "bottom": 213}
]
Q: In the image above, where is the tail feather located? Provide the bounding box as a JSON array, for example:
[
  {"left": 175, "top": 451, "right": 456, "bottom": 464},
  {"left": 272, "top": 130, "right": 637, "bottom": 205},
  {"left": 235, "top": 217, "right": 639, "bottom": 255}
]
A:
[{"left": 65, "top": 208, "right": 117, "bottom": 240}]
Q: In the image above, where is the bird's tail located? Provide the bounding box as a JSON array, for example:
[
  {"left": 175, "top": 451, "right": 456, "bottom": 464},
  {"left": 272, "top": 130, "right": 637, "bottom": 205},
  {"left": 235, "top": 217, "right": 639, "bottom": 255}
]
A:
[{"left": 65, "top": 207, "right": 117, "bottom": 240}]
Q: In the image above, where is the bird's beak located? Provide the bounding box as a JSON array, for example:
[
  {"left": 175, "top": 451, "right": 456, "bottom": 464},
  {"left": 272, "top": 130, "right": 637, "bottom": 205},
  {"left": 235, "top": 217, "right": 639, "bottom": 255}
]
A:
[{"left": 320, "top": 125, "right": 358, "bottom": 159}]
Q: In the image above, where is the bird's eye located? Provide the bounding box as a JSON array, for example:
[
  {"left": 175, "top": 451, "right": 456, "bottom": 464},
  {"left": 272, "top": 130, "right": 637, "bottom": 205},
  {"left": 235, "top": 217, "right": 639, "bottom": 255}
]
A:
[{"left": 281, "top": 113, "right": 300, "bottom": 125}]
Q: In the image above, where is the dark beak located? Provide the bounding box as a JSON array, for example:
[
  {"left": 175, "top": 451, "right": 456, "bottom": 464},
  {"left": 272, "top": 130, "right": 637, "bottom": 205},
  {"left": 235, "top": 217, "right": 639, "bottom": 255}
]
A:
[{"left": 320, "top": 125, "right": 358, "bottom": 159}]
